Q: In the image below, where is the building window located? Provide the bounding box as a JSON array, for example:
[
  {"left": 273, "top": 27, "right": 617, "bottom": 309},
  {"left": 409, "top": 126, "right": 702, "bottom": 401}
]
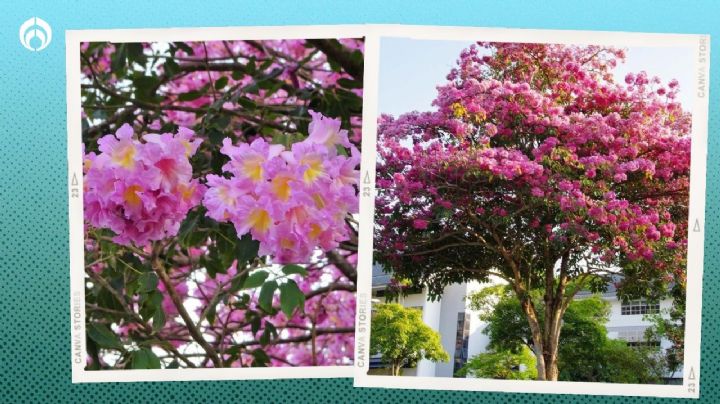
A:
[
  {"left": 616, "top": 327, "right": 659, "bottom": 346},
  {"left": 621, "top": 299, "right": 660, "bottom": 315},
  {"left": 453, "top": 312, "right": 471, "bottom": 376},
  {"left": 626, "top": 340, "right": 661, "bottom": 348}
]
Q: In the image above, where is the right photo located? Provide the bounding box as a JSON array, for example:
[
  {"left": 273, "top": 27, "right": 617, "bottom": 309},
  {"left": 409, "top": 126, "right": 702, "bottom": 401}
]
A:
[{"left": 356, "top": 28, "right": 708, "bottom": 399}]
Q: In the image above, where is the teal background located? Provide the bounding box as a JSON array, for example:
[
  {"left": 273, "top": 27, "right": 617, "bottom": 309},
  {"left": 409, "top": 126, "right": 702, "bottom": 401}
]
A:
[{"left": 0, "top": 1, "right": 717, "bottom": 402}]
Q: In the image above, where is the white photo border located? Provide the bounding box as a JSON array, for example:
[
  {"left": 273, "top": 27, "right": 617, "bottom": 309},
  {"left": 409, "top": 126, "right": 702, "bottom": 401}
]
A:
[
  {"left": 353, "top": 24, "right": 709, "bottom": 399},
  {"left": 67, "top": 24, "right": 367, "bottom": 384}
]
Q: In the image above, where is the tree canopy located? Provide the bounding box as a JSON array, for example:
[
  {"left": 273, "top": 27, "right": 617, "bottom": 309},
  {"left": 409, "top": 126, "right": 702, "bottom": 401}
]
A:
[
  {"left": 370, "top": 303, "right": 449, "bottom": 376},
  {"left": 375, "top": 42, "right": 690, "bottom": 380}
]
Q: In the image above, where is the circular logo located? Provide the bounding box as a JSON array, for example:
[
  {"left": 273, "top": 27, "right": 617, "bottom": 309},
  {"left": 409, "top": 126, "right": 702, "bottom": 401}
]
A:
[{"left": 19, "top": 17, "right": 52, "bottom": 52}]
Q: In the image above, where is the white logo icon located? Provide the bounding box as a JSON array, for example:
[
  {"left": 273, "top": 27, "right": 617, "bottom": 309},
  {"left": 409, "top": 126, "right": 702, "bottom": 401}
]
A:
[{"left": 19, "top": 17, "right": 52, "bottom": 52}]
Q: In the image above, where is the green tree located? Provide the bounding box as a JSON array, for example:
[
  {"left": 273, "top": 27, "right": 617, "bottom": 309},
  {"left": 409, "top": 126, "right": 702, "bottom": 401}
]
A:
[
  {"left": 468, "top": 285, "right": 666, "bottom": 383},
  {"left": 370, "top": 303, "right": 449, "bottom": 376},
  {"left": 457, "top": 347, "right": 537, "bottom": 380},
  {"left": 644, "top": 283, "right": 685, "bottom": 378}
]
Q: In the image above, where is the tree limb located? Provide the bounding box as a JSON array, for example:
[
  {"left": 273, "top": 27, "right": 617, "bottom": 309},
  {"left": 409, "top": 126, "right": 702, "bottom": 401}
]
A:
[
  {"left": 326, "top": 250, "right": 357, "bottom": 284},
  {"left": 306, "top": 39, "right": 363, "bottom": 84},
  {"left": 152, "top": 255, "right": 223, "bottom": 367}
]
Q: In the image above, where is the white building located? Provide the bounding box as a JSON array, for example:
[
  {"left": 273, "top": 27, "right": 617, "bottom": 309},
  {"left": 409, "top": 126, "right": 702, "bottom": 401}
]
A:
[{"left": 370, "top": 265, "right": 681, "bottom": 382}]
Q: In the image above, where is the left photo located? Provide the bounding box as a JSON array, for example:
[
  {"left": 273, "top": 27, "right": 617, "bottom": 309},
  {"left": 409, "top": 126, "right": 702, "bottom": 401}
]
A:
[{"left": 70, "top": 30, "right": 363, "bottom": 380}]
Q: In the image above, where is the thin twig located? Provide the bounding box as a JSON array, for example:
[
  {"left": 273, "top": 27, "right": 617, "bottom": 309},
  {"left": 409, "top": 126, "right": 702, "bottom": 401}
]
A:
[{"left": 152, "top": 252, "right": 223, "bottom": 367}]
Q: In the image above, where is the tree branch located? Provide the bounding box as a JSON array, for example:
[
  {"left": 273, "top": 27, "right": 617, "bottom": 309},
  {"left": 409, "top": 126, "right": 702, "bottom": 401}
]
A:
[
  {"left": 235, "top": 326, "right": 355, "bottom": 348},
  {"left": 326, "top": 250, "right": 357, "bottom": 284},
  {"left": 306, "top": 39, "right": 363, "bottom": 84},
  {"left": 152, "top": 255, "right": 223, "bottom": 367}
]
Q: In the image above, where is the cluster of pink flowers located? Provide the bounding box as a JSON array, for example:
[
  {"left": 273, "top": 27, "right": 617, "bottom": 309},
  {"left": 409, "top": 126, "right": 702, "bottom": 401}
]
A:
[
  {"left": 83, "top": 124, "right": 205, "bottom": 246},
  {"left": 376, "top": 42, "right": 691, "bottom": 272},
  {"left": 204, "top": 111, "right": 360, "bottom": 263}
]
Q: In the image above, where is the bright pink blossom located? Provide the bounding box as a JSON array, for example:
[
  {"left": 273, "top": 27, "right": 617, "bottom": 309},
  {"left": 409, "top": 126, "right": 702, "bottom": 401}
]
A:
[
  {"left": 412, "top": 219, "right": 429, "bottom": 230},
  {"left": 204, "top": 111, "right": 359, "bottom": 263},
  {"left": 84, "top": 124, "right": 205, "bottom": 246}
]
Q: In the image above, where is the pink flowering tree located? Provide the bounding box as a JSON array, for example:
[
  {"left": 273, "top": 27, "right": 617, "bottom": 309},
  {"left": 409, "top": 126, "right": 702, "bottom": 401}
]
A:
[
  {"left": 81, "top": 39, "right": 362, "bottom": 369},
  {"left": 375, "top": 42, "right": 690, "bottom": 381}
]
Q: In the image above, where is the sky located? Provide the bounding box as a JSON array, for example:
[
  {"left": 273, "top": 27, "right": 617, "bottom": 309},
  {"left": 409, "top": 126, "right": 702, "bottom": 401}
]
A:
[{"left": 378, "top": 37, "right": 695, "bottom": 117}]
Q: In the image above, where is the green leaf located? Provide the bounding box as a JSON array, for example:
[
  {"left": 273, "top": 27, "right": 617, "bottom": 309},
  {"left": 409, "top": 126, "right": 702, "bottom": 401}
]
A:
[
  {"left": 235, "top": 97, "right": 256, "bottom": 109},
  {"left": 249, "top": 311, "right": 262, "bottom": 335},
  {"left": 85, "top": 337, "right": 100, "bottom": 370},
  {"left": 231, "top": 70, "right": 245, "bottom": 80},
  {"left": 258, "top": 280, "right": 278, "bottom": 312},
  {"left": 87, "top": 323, "right": 123, "bottom": 350},
  {"left": 163, "top": 57, "right": 180, "bottom": 76},
  {"left": 140, "top": 290, "right": 163, "bottom": 320},
  {"left": 96, "top": 288, "right": 125, "bottom": 312},
  {"left": 259, "top": 322, "right": 278, "bottom": 345},
  {"left": 327, "top": 58, "right": 341, "bottom": 72},
  {"left": 229, "top": 276, "right": 249, "bottom": 296},
  {"left": 207, "top": 128, "right": 226, "bottom": 145},
  {"left": 246, "top": 56, "right": 257, "bottom": 74},
  {"left": 176, "top": 211, "right": 199, "bottom": 240},
  {"left": 177, "top": 207, "right": 208, "bottom": 248},
  {"left": 178, "top": 89, "right": 206, "bottom": 102},
  {"left": 281, "top": 264, "right": 307, "bottom": 277},
  {"left": 337, "top": 78, "right": 362, "bottom": 89},
  {"left": 110, "top": 43, "right": 128, "bottom": 72},
  {"left": 235, "top": 293, "right": 252, "bottom": 308},
  {"left": 335, "top": 144, "right": 349, "bottom": 157},
  {"left": 214, "top": 76, "right": 229, "bottom": 90},
  {"left": 202, "top": 255, "right": 225, "bottom": 279},
  {"left": 137, "top": 272, "right": 158, "bottom": 293},
  {"left": 243, "top": 270, "right": 269, "bottom": 289},
  {"left": 279, "top": 280, "right": 305, "bottom": 317},
  {"left": 206, "top": 299, "right": 218, "bottom": 325},
  {"left": 126, "top": 43, "right": 146, "bottom": 65},
  {"left": 250, "top": 348, "right": 270, "bottom": 367},
  {"left": 133, "top": 75, "right": 160, "bottom": 103},
  {"left": 211, "top": 114, "right": 231, "bottom": 130},
  {"left": 152, "top": 308, "right": 166, "bottom": 332},
  {"left": 235, "top": 233, "right": 259, "bottom": 267},
  {"left": 259, "top": 58, "right": 273, "bottom": 71},
  {"left": 131, "top": 348, "right": 162, "bottom": 369},
  {"left": 116, "top": 252, "right": 145, "bottom": 274}
]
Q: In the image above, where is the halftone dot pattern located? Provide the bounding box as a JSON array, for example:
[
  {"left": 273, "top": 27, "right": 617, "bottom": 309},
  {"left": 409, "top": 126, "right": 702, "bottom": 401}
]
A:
[{"left": 0, "top": 1, "right": 718, "bottom": 403}]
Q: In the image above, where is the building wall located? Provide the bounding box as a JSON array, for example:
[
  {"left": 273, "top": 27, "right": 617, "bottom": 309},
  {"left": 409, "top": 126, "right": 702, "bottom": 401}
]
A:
[{"left": 435, "top": 283, "right": 470, "bottom": 377}]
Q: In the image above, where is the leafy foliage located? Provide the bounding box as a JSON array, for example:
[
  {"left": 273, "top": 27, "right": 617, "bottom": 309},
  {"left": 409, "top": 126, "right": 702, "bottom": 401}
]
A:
[
  {"left": 467, "top": 285, "right": 666, "bottom": 383},
  {"left": 644, "top": 283, "right": 686, "bottom": 377},
  {"left": 370, "top": 303, "right": 449, "bottom": 376},
  {"left": 457, "top": 347, "right": 537, "bottom": 380}
]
